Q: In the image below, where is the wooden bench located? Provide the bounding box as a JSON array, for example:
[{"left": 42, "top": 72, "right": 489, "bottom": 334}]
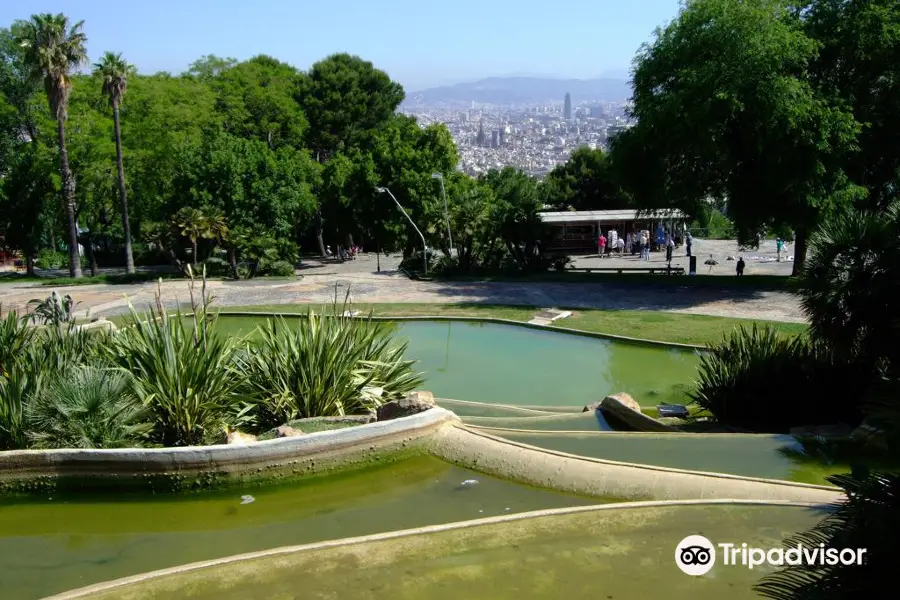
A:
[{"left": 567, "top": 266, "right": 685, "bottom": 275}]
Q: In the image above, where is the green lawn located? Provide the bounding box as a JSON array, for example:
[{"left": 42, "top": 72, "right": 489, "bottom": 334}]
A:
[
  {"left": 434, "top": 272, "right": 801, "bottom": 292},
  {"left": 220, "top": 303, "right": 807, "bottom": 346}
]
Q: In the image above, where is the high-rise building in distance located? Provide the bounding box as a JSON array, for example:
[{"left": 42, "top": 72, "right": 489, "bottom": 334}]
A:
[
  {"left": 491, "top": 130, "right": 499, "bottom": 148},
  {"left": 499, "top": 128, "right": 505, "bottom": 146},
  {"left": 563, "top": 92, "right": 572, "bottom": 120},
  {"left": 476, "top": 119, "right": 486, "bottom": 147}
]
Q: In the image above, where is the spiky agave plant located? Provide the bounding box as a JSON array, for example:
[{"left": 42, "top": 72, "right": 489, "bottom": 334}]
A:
[
  {"left": 108, "top": 275, "right": 247, "bottom": 446},
  {"left": 27, "top": 367, "right": 152, "bottom": 449},
  {"left": 0, "top": 367, "right": 40, "bottom": 451},
  {"left": 0, "top": 307, "right": 35, "bottom": 379},
  {"left": 241, "top": 305, "right": 423, "bottom": 429},
  {"left": 755, "top": 470, "right": 899, "bottom": 599}
]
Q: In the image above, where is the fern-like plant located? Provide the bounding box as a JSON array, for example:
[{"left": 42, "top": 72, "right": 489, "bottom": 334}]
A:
[{"left": 27, "top": 367, "right": 152, "bottom": 449}]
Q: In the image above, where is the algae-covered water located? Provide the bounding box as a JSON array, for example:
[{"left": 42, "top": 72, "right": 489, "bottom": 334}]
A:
[
  {"left": 212, "top": 317, "right": 701, "bottom": 408},
  {"left": 0, "top": 456, "right": 594, "bottom": 600},
  {"left": 485, "top": 431, "right": 848, "bottom": 485},
  {"left": 72, "top": 504, "right": 828, "bottom": 600}
]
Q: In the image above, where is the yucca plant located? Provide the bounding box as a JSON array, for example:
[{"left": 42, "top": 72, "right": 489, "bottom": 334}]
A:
[
  {"left": 0, "top": 307, "right": 36, "bottom": 379},
  {"left": 755, "top": 470, "right": 899, "bottom": 600},
  {"left": 690, "top": 325, "right": 860, "bottom": 432},
  {"left": 28, "top": 291, "right": 79, "bottom": 326},
  {"left": 108, "top": 274, "right": 248, "bottom": 446},
  {"left": 0, "top": 367, "right": 40, "bottom": 450},
  {"left": 27, "top": 367, "right": 152, "bottom": 449},
  {"left": 241, "top": 308, "right": 423, "bottom": 430}
]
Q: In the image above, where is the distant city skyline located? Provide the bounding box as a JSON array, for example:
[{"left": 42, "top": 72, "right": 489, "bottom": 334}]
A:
[{"left": 0, "top": 1, "right": 681, "bottom": 90}]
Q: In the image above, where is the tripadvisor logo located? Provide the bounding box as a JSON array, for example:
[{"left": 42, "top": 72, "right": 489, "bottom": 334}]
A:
[{"left": 675, "top": 535, "right": 867, "bottom": 576}]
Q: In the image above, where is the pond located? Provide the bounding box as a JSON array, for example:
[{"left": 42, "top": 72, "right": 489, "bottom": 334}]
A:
[
  {"left": 0, "top": 456, "right": 594, "bottom": 600},
  {"left": 211, "top": 317, "right": 701, "bottom": 409},
  {"left": 67, "top": 504, "right": 828, "bottom": 600}
]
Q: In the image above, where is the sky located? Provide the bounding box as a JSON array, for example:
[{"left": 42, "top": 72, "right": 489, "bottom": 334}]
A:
[{"left": 2, "top": 0, "right": 682, "bottom": 90}]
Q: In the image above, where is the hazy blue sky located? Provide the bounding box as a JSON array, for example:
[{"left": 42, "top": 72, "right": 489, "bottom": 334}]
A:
[{"left": 2, "top": 0, "right": 682, "bottom": 90}]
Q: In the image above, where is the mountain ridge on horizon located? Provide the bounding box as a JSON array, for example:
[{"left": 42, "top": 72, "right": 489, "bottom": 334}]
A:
[{"left": 404, "top": 75, "right": 632, "bottom": 105}]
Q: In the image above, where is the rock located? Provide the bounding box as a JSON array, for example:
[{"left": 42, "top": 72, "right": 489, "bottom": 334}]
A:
[
  {"left": 226, "top": 430, "right": 257, "bottom": 445},
  {"left": 850, "top": 421, "right": 889, "bottom": 449},
  {"left": 584, "top": 393, "right": 640, "bottom": 413},
  {"left": 275, "top": 425, "right": 303, "bottom": 438},
  {"left": 599, "top": 393, "right": 679, "bottom": 432},
  {"left": 377, "top": 391, "right": 435, "bottom": 421},
  {"left": 789, "top": 424, "right": 853, "bottom": 438},
  {"left": 606, "top": 392, "right": 642, "bottom": 413}
]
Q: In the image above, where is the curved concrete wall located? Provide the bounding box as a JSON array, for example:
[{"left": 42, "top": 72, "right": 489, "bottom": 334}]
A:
[
  {"left": 429, "top": 424, "right": 842, "bottom": 504},
  {"left": 0, "top": 408, "right": 460, "bottom": 495}
]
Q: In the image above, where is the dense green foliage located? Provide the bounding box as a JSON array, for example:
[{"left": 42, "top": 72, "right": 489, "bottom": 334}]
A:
[
  {"left": 690, "top": 325, "right": 861, "bottom": 431},
  {"left": 0, "top": 279, "right": 424, "bottom": 449},
  {"left": 1, "top": 16, "right": 555, "bottom": 278},
  {"left": 241, "top": 314, "right": 422, "bottom": 429}
]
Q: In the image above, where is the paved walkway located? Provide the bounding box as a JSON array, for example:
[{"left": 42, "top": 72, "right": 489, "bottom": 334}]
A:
[{"left": 0, "top": 240, "right": 805, "bottom": 323}]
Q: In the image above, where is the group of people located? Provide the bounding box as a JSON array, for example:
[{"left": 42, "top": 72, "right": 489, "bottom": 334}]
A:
[
  {"left": 325, "top": 245, "right": 363, "bottom": 261},
  {"left": 597, "top": 229, "right": 692, "bottom": 264}
]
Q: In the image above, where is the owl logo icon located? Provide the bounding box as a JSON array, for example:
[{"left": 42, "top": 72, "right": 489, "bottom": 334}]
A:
[{"left": 675, "top": 535, "right": 716, "bottom": 575}]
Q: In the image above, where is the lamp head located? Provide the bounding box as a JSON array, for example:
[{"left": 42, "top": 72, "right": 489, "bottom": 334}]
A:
[
  {"left": 375, "top": 187, "right": 387, "bottom": 193},
  {"left": 431, "top": 173, "right": 442, "bottom": 180}
]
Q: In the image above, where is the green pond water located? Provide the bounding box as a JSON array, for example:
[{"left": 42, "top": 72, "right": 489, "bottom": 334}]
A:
[
  {"left": 76, "top": 504, "right": 828, "bottom": 600},
  {"left": 0, "top": 456, "right": 593, "bottom": 600},
  {"left": 489, "top": 431, "right": 848, "bottom": 486},
  {"left": 211, "top": 317, "right": 701, "bottom": 408}
]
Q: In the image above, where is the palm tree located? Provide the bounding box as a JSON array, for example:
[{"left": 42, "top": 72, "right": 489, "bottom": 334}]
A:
[
  {"left": 15, "top": 13, "right": 88, "bottom": 278},
  {"left": 174, "top": 207, "right": 206, "bottom": 267},
  {"left": 93, "top": 52, "right": 135, "bottom": 274}
]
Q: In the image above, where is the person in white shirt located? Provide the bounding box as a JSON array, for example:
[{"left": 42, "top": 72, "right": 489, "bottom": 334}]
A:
[{"left": 616, "top": 236, "right": 625, "bottom": 255}]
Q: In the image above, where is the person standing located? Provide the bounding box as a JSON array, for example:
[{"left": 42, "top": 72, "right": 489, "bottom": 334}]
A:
[
  {"left": 665, "top": 235, "right": 674, "bottom": 264},
  {"left": 598, "top": 233, "right": 607, "bottom": 258},
  {"left": 776, "top": 237, "right": 784, "bottom": 262},
  {"left": 685, "top": 232, "right": 693, "bottom": 257},
  {"left": 616, "top": 236, "right": 626, "bottom": 256},
  {"left": 736, "top": 256, "right": 745, "bottom": 276},
  {"left": 625, "top": 232, "right": 633, "bottom": 256}
]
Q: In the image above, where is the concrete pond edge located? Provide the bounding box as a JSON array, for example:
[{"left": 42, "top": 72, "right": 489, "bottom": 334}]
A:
[
  {"left": 429, "top": 424, "right": 842, "bottom": 503},
  {"left": 44, "top": 498, "right": 829, "bottom": 600},
  {"left": 0, "top": 408, "right": 460, "bottom": 496}
]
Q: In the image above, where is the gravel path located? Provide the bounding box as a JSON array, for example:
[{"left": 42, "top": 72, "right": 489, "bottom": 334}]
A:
[{"left": 0, "top": 240, "right": 806, "bottom": 323}]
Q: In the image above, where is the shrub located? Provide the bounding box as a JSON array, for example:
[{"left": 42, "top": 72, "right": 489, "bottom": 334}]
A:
[
  {"left": 201, "top": 256, "right": 231, "bottom": 277},
  {"left": 241, "top": 309, "right": 423, "bottom": 430},
  {"left": 0, "top": 368, "right": 38, "bottom": 450},
  {"left": 755, "top": 470, "right": 900, "bottom": 600},
  {"left": 689, "top": 325, "right": 863, "bottom": 432},
  {"left": 34, "top": 249, "right": 67, "bottom": 270},
  {"left": 27, "top": 367, "right": 152, "bottom": 449},
  {"left": 0, "top": 308, "right": 35, "bottom": 378},
  {"left": 107, "top": 279, "right": 249, "bottom": 446},
  {"left": 260, "top": 260, "right": 296, "bottom": 277}
]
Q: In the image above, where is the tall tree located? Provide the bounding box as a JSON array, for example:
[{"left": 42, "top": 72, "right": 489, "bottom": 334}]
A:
[
  {"left": 542, "top": 146, "right": 627, "bottom": 211},
  {"left": 794, "top": 0, "right": 900, "bottom": 209},
  {"left": 15, "top": 13, "right": 88, "bottom": 278},
  {"left": 621, "top": 0, "right": 861, "bottom": 275},
  {"left": 94, "top": 51, "right": 135, "bottom": 273}
]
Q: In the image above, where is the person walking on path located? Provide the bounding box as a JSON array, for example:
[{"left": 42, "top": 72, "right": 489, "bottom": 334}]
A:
[
  {"left": 685, "top": 232, "right": 693, "bottom": 257},
  {"left": 665, "top": 235, "right": 674, "bottom": 265},
  {"left": 736, "top": 256, "right": 746, "bottom": 276},
  {"left": 776, "top": 238, "right": 784, "bottom": 262},
  {"left": 598, "top": 233, "right": 607, "bottom": 258}
]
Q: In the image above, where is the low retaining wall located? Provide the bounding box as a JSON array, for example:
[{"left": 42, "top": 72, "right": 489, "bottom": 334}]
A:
[
  {"left": 0, "top": 408, "right": 460, "bottom": 496},
  {"left": 429, "top": 424, "right": 842, "bottom": 504}
]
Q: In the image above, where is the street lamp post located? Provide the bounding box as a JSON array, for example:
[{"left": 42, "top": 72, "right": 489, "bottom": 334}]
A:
[
  {"left": 431, "top": 173, "right": 453, "bottom": 256},
  {"left": 376, "top": 186, "right": 428, "bottom": 276}
]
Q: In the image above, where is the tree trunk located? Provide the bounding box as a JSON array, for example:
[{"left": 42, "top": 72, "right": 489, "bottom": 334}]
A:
[
  {"left": 192, "top": 239, "right": 198, "bottom": 268},
  {"left": 25, "top": 254, "right": 36, "bottom": 277},
  {"left": 316, "top": 211, "right": 326, "bottom": 257},
  {"left": 112, "top": 102, "right": 135, "bottom": 274},
  {"left": 791, "top": 227, "right": 808, "bottom": 277},
  {"left": 85, "top": 233, "right": 98, "bottom": 276},
  {"left": 228, "top": 247, "right": 239, "bottom": 279},
  {"left": 57, "top": 118, "right": 82, "bottom": 278}
]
